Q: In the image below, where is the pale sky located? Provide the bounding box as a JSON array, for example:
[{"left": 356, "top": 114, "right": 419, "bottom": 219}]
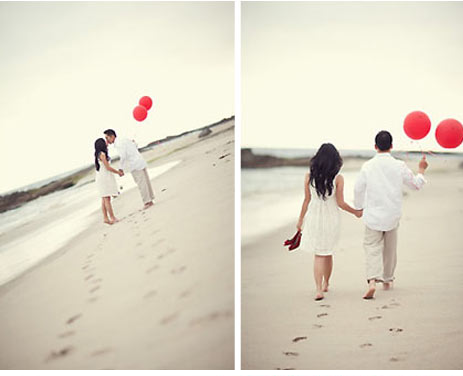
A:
[
  {"left": 242, "top": 2, "right": 463, "bottom": 152},
  {"left": 0, "top": 1, "right": 233, "bottom": 193}
]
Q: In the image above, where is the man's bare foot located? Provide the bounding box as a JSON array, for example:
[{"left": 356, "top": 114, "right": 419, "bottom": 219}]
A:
[
  {"left": 383, "top": 282, "right": 393, "bottom": 290},
  {"left": 143, "top": 202, "right": 154, "bottom": 210},
  {"left": 103, "top": 219, "right": 114, "bottom": 225},
  {"left": 315, "top": 291, "right": 324, "bottom": 301},
  {"left": 322, "top": 282, "right": 329, "bottom": 293},
  {"left": 111, "top": 217, "right": 120, "bottom": 223},
  {"left": 363, "top": 282, "right": 376, "bottom": 300}
]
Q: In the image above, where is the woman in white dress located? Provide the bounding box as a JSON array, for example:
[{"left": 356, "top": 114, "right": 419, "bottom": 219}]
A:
[
  {"left": 94, "top": 138, "right": 123, "bottom": 225},
  {"left": 296, "top": 143, "right": 362, "bottom": 301}
]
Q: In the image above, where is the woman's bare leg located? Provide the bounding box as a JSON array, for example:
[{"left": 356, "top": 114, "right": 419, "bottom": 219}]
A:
[
  {"left": 103, "top": 197, "right": 117, "bottom": 224},
  {"left": 314, "top": 255, "right": 324, "bottom": 300},
  {"left": 322, "top": 255, "right": 333, "bottom": 292},
  {"left": 101, "top": 198, "right": 111, "bottom": 224}
]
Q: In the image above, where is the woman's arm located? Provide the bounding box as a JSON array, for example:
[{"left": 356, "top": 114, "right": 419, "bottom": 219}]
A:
[
  {"left": 296, "top": 173, "right": 312, "bottom": 231},
  {"left": 336, "top": 174, "right": 362, "bottom": 218},
  {"left": 100, "top": 153, "right": 123, "bottom": 175}
]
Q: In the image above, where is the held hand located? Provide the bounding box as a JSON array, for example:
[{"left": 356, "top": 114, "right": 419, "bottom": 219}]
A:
[
  {"left": 354, "top": 209, "right": 363, "bottom": 218},
  {"left": 296, "top": 219, "right": 303, "bottom": 232},
  {"left": 418, "top": 155, "right": 428, "bottom": 173},
  {"left": 118, "top": 169, "right": 124, "bottom": 177}
]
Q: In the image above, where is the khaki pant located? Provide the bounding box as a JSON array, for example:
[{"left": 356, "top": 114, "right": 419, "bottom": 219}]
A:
[
  {"left": 131, "top": 168, "right": 155, "bottom": 205},
  {"left": 363, "top": 225, "right": 398, "bottom": 283}
]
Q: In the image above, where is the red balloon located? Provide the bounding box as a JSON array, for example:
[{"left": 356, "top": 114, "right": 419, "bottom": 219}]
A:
[
  {"left": 133, "top": 105, "right": 147, "bottom": 122},
  {"left": 435, "top": 119, "right": 463, "bottom": 149},
  {"left": 403, "top": 111, "right": 431, "bottom": 140},
  {"left": 139, "top": 96, "right": 153, "bottom": 111}
]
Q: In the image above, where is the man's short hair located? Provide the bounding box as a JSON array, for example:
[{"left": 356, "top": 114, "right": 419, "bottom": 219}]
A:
[
  {"left": 375, "top": 130, "right": 393, "bottom": 151},
  {"left": 104, "top": 129, "right": 117, "bottom": 137}
]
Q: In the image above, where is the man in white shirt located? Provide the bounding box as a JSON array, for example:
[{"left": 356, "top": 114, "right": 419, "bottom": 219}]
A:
[
  {"left": 104, "top": 129, "right": 155, "bottom": 210},
  {"left": 354, "top": 130, "right": 428, "bottom": 299}
]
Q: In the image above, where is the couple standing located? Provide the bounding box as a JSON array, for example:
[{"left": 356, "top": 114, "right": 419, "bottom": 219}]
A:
[
  {"left": 295, "top": 131, "right": 428, "bottom": 300},
  {"left": 94, "top": 129, "right": 155, "bottom": 224}
]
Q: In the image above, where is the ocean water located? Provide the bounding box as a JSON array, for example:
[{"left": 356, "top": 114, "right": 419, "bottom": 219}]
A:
[
  {"left": 241, "top": 157, "right": 359, "bottom": 247},
  {"left": 0, "top": 161, "right": 181, "bottom": 286}
]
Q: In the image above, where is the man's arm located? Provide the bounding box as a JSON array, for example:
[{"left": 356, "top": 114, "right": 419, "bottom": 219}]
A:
[
  {"left": 354, "top": 167, "right": 367, "bottom": 210},
  {"left": 116, "top": 139, "right": 128, "bottom": 173},
  {"left": 402, "top": 156, "right": 428, "bottom": 190}
]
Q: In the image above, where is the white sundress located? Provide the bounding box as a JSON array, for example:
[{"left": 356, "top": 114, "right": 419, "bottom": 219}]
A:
[
  {"left": 300, "top": 174, "right": 340, "bottom": 256},
  {"left": 95, "top": 153, "right": 119, "bottom": 198}
]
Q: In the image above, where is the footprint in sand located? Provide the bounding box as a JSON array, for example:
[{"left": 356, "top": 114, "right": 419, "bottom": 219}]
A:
[
  {"left": 313, "top": 324, "right": 323, "bottom": 329},
  {"left": 390, "top": 356, "right": 405, "bottom": 362},
  {"left": 389, "top": 328, "right": 404, "bottom": 333},
  {"left": 89, "top": 286, "right": 101, "bottom": 294},
  {"left": 144, "top": 290, "right": 157, "bottom": 299},
  {"left": 368, "top": 315, "right": 382, "bottom": 321},
  {"left": 146, "top": 265, "right": 159, "bottom": 274},
  {"left": 292, "top": 336, "right": 307, "bottom": 343},
  {"left": 91, "top": 278, "right": 102, "bottom": 284},
  {"left": 58, "top": 331, "right": 75, "bottom": 339},
  {"left": 84, "top": 274, "right": 94, "bottom": 281},
  {"left": 88, "top": 297, "right": 99, "bottom": 303},
  {"left": 317, "top": 313, "right": 328, "bottom": 318},
  {"left": 161, "top": 188, "right": 167, "bottom": 192},
  {"left": 219, "top": 153, "right": 231, "bottom": 159},
  {"left": 283, "top": 351, "right": 299, "bottom": 357},
  {"left": 189, "top": 310, "right": 233, "bottom": 326},
  {"left": 171, "top": 265, "right": 187, "bottom": 274},
  {"left": 90, "top": 348, "right": 113, "bottom": 357},
  {"left": 66, "top": 314, "right": 82, "bottom": 325},
  {"left": 179, "top": 290, "right": 191, "bottom": 299},
  {"left": 360, "top": 343, "right": 373, "bottom": 348},
  {"left": 276, "top": 368, "right": 296, "bottom": 370},
  {"left": 160, "top": 312, "right": 179, "bottom": 325},
  {"left": 45, "top": 346, "right": 74, "bottom": 362},
  {"left": 82, "top": 264, "right": 91, "bottom": 270},
  {"left": 319, "top": 304, "right": 330, "bottom": 308}
]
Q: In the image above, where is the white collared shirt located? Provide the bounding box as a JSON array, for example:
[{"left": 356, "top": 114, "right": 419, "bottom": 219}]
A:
[
  {"left": 354, "top": 152, "right": 426, "bottom": 231},
  {"left": 113, "top": 137, "right": 147, "bottom": 173}
]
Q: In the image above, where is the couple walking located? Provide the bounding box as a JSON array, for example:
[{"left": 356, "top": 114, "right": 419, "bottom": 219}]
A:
[
  {"left": 93, "top": 129, "right": 155, "bottom": 224},
  {"left": 295, "top": 131, "right": 428, "bottom": 300}
]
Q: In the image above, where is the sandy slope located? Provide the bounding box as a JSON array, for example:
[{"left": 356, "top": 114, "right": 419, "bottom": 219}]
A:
[
  {"left": 0, "top": 124, "right": 234, "bottom": 369},
  {"left": 242, "top": 168, "right": 463, "bottom": 370}
]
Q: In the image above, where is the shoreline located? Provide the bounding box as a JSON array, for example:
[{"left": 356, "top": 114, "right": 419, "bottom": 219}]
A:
[{"left": 0, "top": 160, "right": 184, "bottom": 290}]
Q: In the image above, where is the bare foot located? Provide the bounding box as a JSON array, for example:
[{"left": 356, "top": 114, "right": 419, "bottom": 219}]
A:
[
  {"left": 315, "top": 291, "right": 324, "bottom": 301},
  {"left": 383, "top": 282, "right": 393, "bottom": 290},
  {"left": 110, "top": 217, "right": 120, "bottom": 223},
  {"left": 143, "top": 202, "right": 154, "bottom": 210},
  {"left": 363, "top": 283, "right": 376, "bottom": 300},
  {"left": 322, "top": 282, "right": 329, "bottom": 293},
  {"left": 103, "top": 219, "right": 114, "bottom": 225}
]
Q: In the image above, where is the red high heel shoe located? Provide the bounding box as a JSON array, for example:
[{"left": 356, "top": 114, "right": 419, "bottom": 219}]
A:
[{"left": 284, "top": 230, "right": 302, "bottom": 251}]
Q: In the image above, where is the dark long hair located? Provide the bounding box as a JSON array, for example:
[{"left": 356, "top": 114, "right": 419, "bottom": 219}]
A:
[
  {"left": 309, "top": 143, "right": 343, "bottom": 200},
  {"left": 94, "top": 138, "right": 110, "bottom": 171}
]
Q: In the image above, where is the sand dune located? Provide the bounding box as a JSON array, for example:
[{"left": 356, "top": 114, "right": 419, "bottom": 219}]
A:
[
  {"left": 0, "top": 123, "right": 234, "bottom": 369},
  {"left": 242, "top": 166, "right": 463, "bottom": 370}
]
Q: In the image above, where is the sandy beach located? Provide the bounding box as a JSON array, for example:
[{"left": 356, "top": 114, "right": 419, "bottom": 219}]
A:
[
  {"left": 0, "top": 121, "right": 234, "bottom": 369},
  {"left": 242, "top": 161, "right": 463, "bottom": 370}
]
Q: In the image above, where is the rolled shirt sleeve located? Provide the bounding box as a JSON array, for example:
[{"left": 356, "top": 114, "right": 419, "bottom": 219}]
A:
[{"left": 402, "top": 162, "right": 427, "bottom": 190}]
